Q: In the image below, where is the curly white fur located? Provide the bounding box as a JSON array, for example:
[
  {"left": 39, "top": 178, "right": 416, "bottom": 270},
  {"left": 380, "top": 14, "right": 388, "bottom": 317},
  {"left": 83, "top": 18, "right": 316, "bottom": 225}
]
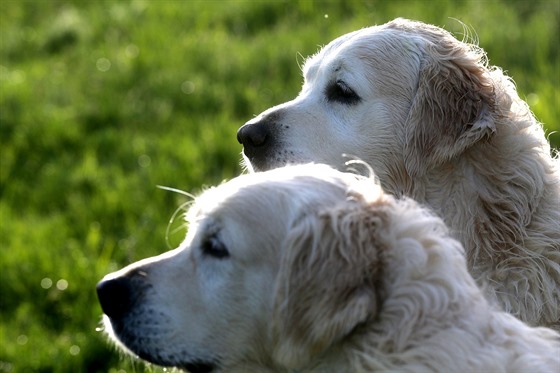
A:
[
  {"left": 98, "top": 164, "right": 560, "bottom": 372},
  {"left": 237, "top": 19, "right": 560, "bottom": 328}
]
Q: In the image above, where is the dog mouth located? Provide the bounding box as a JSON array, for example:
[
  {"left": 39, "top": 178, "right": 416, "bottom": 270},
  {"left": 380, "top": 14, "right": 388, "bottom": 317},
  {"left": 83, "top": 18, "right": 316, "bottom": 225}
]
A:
[
  {"left": 179, "top": 360, "right": 217, "bottom": 373},
  {"left": 242, "top": 146, "right": 308, "bottom": 173},
  {"left": 134, "top": 344, "right": 219, "bottom": 373},
  {"left": 242, "top": 149, "right": 276, "bottom": 172},
  {"left": 102, "top": 315, "right": 219, "bottom": 372}
]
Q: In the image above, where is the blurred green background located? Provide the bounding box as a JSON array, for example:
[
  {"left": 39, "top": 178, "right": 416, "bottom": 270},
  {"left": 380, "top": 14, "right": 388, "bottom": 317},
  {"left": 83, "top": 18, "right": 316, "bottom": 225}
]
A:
[{"left": 1, "top": 0, "right": 558, "bottom": 372}]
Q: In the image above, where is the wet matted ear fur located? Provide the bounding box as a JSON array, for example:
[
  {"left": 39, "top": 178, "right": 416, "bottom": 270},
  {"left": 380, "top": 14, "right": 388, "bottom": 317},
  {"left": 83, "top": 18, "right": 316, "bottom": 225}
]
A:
[
  {"left": 271, "top": 198, "right": 387, "bottom": 368},
  {"left": 390, "top": 19, "right": 498, "bottom": 176}
]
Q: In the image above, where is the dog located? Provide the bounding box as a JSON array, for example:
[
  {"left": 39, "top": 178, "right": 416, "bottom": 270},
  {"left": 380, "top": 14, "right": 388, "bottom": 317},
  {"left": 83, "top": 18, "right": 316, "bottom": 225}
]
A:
[
  {"left": 97, "top": 164, "right": 560, "bottom": 372},
  {"left": 237, "top": 18, "right": 560, "bottom": 329}
]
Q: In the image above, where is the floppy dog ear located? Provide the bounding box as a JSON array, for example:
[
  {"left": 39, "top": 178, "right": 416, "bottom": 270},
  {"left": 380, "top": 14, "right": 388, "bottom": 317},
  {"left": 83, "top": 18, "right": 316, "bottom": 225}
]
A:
[
  {"left": 404, "top": 26, "right": 497, "bottom": 177},
  {"left": 271, "top": 200, "right": 385, "bottom": 368}
]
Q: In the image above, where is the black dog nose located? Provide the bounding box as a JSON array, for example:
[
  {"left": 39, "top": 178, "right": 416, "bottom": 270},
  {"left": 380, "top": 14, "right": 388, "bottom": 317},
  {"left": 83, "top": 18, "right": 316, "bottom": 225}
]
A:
[
  {"left": 96, "top": 276, "right": 134, "bottom": 320},
  {"left": 237, "top": 121, "right": 269, "bottom": 148}
]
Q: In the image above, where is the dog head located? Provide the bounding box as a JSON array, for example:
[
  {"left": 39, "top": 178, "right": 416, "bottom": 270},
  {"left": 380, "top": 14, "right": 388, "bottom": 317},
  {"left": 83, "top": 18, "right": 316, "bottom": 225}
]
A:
[
  {"left": 237, "top": 18, "right": 497, "bottom": 180},
  {"left": 97, "top": 163, "right": 472, "bottom": 371},
  {"left": 96, "top": 164, "right": 396, "bottom": 371}
]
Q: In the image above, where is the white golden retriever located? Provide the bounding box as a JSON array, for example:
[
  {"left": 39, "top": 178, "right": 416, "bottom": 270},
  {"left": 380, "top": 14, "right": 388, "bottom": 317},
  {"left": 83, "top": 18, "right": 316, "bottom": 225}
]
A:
[
  {"left": 237, "top": 18, "right": 560, "bottom": 329},
  {"left": 97, "top": 164, "right": 560, "bottom": 372}
]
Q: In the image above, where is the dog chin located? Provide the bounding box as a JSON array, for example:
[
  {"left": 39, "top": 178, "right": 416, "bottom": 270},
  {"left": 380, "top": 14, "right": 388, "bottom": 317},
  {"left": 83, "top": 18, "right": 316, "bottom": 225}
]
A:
[
  {"left": 241, "top": 151, "right": 319, "bottom": 173},
  {"left": 101, "top": 315, "right": 217, "bottom": 371},
  {"left": 241, "top": 153, "right": 281, "bottom": 173},
  {"left": 240, "top": 155, "right": 258, "bottom": 173},
  {"left": 139, "top": 352, "right": 218, "bottom": 373},
  {"left": 179, "top": 361, "right": 218, "bottom": 373}
]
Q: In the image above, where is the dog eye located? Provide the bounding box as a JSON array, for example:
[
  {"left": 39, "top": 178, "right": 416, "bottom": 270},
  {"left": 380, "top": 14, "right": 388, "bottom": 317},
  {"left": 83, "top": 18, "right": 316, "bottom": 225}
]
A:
[
  {"left": 326, "top": 80, "right": 360, "bottom": 105},
  {"left": 201, "top": 235, "right": 230, "bottom": 259}
]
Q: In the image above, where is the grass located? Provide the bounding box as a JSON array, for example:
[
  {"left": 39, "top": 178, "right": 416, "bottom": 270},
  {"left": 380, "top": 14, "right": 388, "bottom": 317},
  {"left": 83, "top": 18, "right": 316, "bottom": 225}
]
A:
[{"left": 0, "top": 0, "right": 558, "bottom": 372}]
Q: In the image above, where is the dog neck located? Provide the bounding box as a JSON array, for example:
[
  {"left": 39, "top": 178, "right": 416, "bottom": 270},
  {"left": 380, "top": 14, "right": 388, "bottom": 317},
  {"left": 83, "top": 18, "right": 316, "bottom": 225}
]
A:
[
  {"left": 392, "top": 111, "right": 560, "bottom": 326},
  {"left": 418, "top": 124, "right": 556, "bottom": 264}
]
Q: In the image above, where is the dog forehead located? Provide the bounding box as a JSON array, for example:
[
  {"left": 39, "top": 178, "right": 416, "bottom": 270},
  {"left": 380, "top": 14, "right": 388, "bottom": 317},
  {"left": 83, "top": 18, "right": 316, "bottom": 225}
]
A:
[
  {"left": 186, "top": 174, "right": 302, "bottom": 228},
  {"left": 188, "top": 165, "right": 357, "bottom": 223},
  {"left": 303, "top": 25, "right": 412, "bottom": 81},
  {"left": 303, "top": 28, "right": 367, "bottom": 77}
]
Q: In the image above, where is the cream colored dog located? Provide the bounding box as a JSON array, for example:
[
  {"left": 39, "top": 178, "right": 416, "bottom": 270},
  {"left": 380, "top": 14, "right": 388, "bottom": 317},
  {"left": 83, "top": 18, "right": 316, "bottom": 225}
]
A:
[
  {"left": 97, "top": 164, "right": 560, "bottom": 372},
  {"left": 237, "top": 19, "right": 560, "bottom": 329}
]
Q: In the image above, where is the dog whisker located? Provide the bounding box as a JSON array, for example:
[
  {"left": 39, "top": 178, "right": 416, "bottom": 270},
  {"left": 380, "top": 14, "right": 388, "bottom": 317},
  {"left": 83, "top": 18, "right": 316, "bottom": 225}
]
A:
[{"left": 157, "top": 185, "right": 197, "bottom": 200}]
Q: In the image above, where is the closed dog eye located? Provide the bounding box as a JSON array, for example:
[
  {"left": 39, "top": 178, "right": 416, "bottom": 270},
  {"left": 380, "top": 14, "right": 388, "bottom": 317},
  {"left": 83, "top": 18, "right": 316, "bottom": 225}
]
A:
[{"left": 325, "top": 80, "right": 361, "bottom": 105}]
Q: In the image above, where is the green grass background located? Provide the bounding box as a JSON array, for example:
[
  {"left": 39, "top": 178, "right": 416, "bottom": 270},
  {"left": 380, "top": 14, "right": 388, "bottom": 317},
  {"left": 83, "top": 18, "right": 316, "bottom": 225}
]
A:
[{"left": 1, "top": 0, "right": 558, "bottom": 372}]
